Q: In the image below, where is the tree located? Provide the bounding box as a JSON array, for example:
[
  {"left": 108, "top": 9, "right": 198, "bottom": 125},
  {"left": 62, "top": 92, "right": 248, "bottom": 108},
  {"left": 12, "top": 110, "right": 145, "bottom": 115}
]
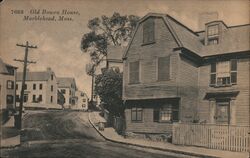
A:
[
  {"left": 95, "top": 69, "right": 123, "bottom": 116},
  {"left": 81, "top": 12, "right": 140, "bottom": 64},
  {"left": 81, "top": 12, "right": 139, "bottom": 112}
]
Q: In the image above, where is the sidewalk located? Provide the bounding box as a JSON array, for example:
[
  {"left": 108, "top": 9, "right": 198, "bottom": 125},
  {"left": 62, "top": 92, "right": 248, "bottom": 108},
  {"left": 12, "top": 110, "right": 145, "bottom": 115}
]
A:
[
  {"left": 0, "top": 116, "right": 20, "bottom": 148},
  {"left": 89, "top": 111, "right": 249, "bottom": 158}
]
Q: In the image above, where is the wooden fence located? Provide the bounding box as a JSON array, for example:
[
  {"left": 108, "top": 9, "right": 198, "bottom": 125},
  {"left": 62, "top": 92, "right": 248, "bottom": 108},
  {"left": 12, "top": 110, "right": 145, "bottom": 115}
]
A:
[{"left": 172, "top": 123, "right": 249, "bottom": 152}]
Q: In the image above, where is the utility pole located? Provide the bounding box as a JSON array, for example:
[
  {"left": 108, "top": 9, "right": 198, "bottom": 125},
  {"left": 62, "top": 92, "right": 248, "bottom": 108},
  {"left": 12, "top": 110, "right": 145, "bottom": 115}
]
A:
[{"left": 15, "top": 41, "right": 37, "bottom": 129}]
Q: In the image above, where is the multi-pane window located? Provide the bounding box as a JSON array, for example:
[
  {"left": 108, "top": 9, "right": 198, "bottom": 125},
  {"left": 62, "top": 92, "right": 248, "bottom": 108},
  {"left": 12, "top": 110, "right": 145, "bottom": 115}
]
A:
[
  {"left": 207, "top": 25, "right": 219, "bottom": 45},
  {"left": 208, "top": 25, "right": 219, "bottom": 37},
  {"left": 39, "top": 84, "right": 43, "bottom": 90},
  {"left": 129, "top": 61, "right": 140, "bottom": 84},
  {"left": 210, "top": 60, "right": 237, "bottom": 86},
  {"left": 6, "top": 95, "right": 14, "bottom": 104},
  {"left": 33, "top": 84, "right": 36, "bottom": 90},
  {"left": 158, "top": 56, "right": 170, "bottom": 81},
  {"left": 143, "top": 18, "right": 155, "bottom": 44},
  {"left": 153, "top": 104, "right": 179, "bottom": 122},
  {"left": 16, "top": 95, "right": 20, "bottom": 102},
  {"left": 24, "top": 94, "right": 28, "bottom": 102},
  {"left": 32, "top": 95, "right": 36, "bottom": 102},
  {"left": 7, "top": 80, "right": 14, "bottom": 89},
  {"left": 39, "top": 95, "right": 43, "bottom": 102},
  {"left": 131, "top": 107, "right": 143, "bottom": 122}
]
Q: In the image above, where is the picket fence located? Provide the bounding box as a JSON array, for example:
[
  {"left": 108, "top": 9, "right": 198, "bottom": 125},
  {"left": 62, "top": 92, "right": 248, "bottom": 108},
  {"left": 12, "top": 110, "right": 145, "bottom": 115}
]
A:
[{"left": 172, "top": 123, "right": 249, "bottom": 152}]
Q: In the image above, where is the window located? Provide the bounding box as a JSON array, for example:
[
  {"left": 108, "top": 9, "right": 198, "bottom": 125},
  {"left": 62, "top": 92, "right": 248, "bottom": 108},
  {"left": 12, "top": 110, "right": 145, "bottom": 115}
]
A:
[
  {"left": 7, "top": 80, "right": 14, "bottom": 89},
  {"left": 16, "top": 84, "right": 18, "bottom": 90},
  {"left": 158, "top": 56, "right": 170, "bottom": 81},
  {"left": 24, "top": 94, "right": 28, "bottom": 102},
  {"left": 32, "top": 95, "right": 36, "bottom": 102},
  {"left": 215, "top": 101, "right": 230, "bottom": 124},
  {"left": 143, "top": 18, "right": 155, "bottom": 44},
  {"left": 24, "top": 84, "right": 27, "bottom": 90},
  {"left": 153, "top": 104, "right": 179, "bottom": 122},
  {"left": 160, "top": 105, "right": 172, "bottom": 121},
  {"left": 51, "top": 96, "right": 53, "bottom": 103},
  {"left": 51, "top": 74, "right": 53, "bottom": 80},
  {"left": 210, "top": 60, "right": 237, "bottom": 86},
  {"left": 208, "top": 38, "right": 218, "bottom": 45},
  {"left": 207, "top": 25, "right": 219, "bottom": 45},
  {"left": 208, "top": 25, "right": 219, "bottom": 37},
  {"left": 83, "top": 99, "right": 86, "bottom": 102},
  {"left": 69, "top": 90, "right": 71, "bottom": 95},
  {"left": 6, "top": 95, "right": 14, "bottom": 105},
  {"left": 39, "top": 84, "right": 43, "bottom": 90},
  {"left": 39, "top": 95, "right": 42, "bottom": 102},
  {"left": 16, "top": 95, "right": 20, "bottom": 102},
  {"left": 61, "top": 89, "right": 66, "bottom": 94},
  {"left": 51, "top": 85, "right": 53, "bottom": 92},
  {"left": 6, "top": 66, "right": 14, "bottom": 75},
  {"left": 33, "top": 84, "right": 36, "bottom": 90},
  {"left": 131, "top": 107, "right": 143, "bottom": 122},
  {"left": 129, "top": 61, "right": 140, "bottom": 84}
]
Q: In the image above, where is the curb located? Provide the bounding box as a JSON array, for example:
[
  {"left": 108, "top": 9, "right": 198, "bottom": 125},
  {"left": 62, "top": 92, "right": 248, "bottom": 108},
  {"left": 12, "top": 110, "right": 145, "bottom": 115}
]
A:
[
  {"left": 0, "top": 135, "right": 21, "bottom": 149},
  {"left": 88, "top": 112, "right": 218, "bottom": 158}
]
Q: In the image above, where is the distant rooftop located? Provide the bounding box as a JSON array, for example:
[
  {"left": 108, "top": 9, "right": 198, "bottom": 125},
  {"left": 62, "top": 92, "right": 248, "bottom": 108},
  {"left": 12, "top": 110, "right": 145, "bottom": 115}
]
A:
[
  {"left": 107, "top": 45, "right": 125, "bottom": 62},
  {"left": 57, "top": 77, "right": 76, "bottom": 88}
]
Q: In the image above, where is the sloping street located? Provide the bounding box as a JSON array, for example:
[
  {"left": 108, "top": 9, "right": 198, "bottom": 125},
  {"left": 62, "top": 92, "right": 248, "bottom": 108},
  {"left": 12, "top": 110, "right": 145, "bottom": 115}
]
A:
[{"left": 1, "top": 110, "right": 198, "bottom": 158}]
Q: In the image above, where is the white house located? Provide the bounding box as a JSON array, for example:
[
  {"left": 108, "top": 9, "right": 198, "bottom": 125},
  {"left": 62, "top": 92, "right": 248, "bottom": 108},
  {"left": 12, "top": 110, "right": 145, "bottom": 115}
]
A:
[{"left": 16, "top": 67, "right": 61, "bottom": 109}]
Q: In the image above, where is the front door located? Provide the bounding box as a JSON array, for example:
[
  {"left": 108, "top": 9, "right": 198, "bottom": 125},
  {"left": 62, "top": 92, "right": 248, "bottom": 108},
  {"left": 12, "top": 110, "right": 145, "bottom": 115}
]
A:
[{"left": 216, "top": 101, "right": 230, "bottom": 124}]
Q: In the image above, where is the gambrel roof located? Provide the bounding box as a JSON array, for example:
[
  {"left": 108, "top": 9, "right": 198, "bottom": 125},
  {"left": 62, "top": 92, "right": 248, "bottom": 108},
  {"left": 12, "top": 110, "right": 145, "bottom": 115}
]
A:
[{"left": 123, "top": 13, "right": 250, "bottom": 59}]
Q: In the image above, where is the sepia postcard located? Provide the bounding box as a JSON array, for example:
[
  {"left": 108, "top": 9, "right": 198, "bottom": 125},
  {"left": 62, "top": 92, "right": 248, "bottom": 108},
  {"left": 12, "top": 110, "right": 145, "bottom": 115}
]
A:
[{"left": 0, "top": 0, "right": 249, "bottom": 157}]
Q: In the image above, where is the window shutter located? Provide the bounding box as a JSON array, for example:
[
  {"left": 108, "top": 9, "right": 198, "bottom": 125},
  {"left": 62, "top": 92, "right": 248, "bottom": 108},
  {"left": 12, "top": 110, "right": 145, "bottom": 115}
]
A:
[
  {"left": 158, "top": 56, "right": 170, "bottom": 81},
  {"left": 230, "top": 59, "right": 237, "bottom": 84},
  {"left": 153, "top": 108, "right": 160, "bottom": 122},
  {"left": 210, "top": 63, "right": 216, "bottom": 85},
  {"left": 143, "top": 18, "right": 155, "bottom": 44},
  {"left": 129, "top": 61, "right": 139, "bottom": 84}
]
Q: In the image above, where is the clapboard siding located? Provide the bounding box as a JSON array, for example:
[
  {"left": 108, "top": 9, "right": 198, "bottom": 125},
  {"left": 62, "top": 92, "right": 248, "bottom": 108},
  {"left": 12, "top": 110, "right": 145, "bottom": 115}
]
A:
[
  {"left": 178, "top": 55, "right": 199, "bottom": 122},
  {"left": 125, "top": 108, "right": 173, "bottom": 133},
  {"left": 123, "top": 17, "right": 178, "bottom": 100},
  {"left": 197, "top": 58, "right": 250, "bottom": 125}
]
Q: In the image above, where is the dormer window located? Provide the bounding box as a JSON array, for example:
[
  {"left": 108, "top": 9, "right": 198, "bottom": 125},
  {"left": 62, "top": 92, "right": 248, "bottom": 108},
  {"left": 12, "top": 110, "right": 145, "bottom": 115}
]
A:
[
  {"left": 207, "top": 24, "right": 219, "bottom": 45},
  {"left": 143, "top": 18, "right": 155, "bottom": 44}
]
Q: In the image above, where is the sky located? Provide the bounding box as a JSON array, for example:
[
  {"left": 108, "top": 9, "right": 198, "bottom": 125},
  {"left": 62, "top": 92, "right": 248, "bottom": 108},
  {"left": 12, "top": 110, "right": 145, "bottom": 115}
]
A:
[{"left": 0, "top": 0, "right": 249, "bottom": 97}]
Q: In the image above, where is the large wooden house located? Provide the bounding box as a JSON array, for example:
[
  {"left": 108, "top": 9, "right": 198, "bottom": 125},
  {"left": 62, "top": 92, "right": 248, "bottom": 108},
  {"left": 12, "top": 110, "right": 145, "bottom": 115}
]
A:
[{"left": 122, "top": 13, "right": 250, "bottom": 138}]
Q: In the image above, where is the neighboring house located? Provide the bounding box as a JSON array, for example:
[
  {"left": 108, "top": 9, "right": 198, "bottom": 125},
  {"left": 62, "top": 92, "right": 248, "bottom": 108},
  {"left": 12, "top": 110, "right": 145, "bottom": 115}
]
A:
[
  {"left": 0, "top": 58, "right": 17, "bottom": 118},
  {"left": 57, "top": 90, "right": 65, "bottom": 107},
  {"left": 105, "top": 45, "right": 125, "bottom": 72},
  {"left": 16, "top": 67, "right": 60, "bottom": 109},
  {"left": 57, "top": 77, "right": 77, "bottom": 109},
  {"left": 123, "top": 13, "right": 250, "bottom": 137},
  {"left": 72, "top": 90, "right": 88, "bottom": 111}
]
